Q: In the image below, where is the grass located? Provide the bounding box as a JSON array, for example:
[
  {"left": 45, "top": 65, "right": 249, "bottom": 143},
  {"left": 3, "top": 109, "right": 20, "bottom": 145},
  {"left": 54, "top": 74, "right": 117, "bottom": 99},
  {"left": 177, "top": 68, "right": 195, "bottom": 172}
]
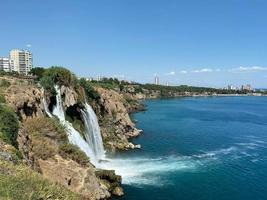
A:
[
  {"left": 0, "top": 159, "right": 81, "bottom": 200},
  {"left": 24, "top": 117, "right": 68, "bottom": 160},
  {"left": 59, "top": 143, "right": 90, "bottom": 167},
  {"left": 24, "top": 117, "right": 90, "bottom": 166}
]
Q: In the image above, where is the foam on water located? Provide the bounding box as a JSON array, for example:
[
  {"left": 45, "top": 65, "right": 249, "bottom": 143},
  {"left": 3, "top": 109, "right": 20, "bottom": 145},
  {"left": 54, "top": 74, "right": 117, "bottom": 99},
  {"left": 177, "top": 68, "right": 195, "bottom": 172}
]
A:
[{"left": 98, "top": 155, "right": 199, "bottom": 186}]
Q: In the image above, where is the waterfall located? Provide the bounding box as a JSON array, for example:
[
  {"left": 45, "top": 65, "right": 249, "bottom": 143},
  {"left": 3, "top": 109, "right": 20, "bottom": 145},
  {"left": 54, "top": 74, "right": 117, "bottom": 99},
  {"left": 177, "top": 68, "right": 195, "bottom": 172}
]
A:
[
  {"left": 52, "top": 85, "right": 65, "bottom": 121},
  {"left": 42, "top": 97, "right": 53, "bottom": 118},
  {"left": 81, "top": 103, "right": 105, "bottom": 161},
  {"left": 51, "top": 85, "right": 98, "bottom": 164},
  {"left": 41, "top": 88, "right": 52, "bottom": 118}
]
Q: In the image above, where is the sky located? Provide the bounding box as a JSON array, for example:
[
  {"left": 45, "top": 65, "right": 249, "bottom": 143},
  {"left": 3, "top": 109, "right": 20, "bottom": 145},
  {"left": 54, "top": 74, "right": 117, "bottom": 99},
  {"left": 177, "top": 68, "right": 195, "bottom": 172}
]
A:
[{"left": 1, "top": 0, "right": 267, "bottom": 88}]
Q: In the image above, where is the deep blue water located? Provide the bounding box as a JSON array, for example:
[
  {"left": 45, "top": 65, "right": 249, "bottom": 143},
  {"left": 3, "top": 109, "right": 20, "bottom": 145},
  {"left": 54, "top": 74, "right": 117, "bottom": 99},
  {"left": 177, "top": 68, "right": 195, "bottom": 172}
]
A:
[{"left": 115, "top": 96, "right": 267, "bottom": 200}]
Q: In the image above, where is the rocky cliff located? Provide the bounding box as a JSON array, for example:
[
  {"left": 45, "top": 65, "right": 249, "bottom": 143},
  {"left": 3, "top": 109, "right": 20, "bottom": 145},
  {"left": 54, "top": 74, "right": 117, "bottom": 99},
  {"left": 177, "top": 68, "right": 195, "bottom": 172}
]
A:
[
  {"left": 94, "top": 87, "right": 142, "bottom": 152},
  {"left": 0, "top": 74, "right": 145, "bottom": 199}
]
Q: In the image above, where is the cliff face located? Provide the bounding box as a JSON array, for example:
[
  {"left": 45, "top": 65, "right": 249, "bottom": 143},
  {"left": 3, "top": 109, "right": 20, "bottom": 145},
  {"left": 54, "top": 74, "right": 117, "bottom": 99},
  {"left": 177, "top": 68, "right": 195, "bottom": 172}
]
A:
[
  {"left": 4, "top": 82, "right": 44, "bottom": 120},
  {"left": 95, "top": 87, "right": 142, "bottom": 152}
]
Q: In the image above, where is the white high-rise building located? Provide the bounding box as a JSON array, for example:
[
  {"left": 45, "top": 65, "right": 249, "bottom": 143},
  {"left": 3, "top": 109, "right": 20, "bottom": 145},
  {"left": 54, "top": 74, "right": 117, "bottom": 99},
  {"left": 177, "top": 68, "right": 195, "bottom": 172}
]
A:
[
  {"left": 154, "top": 76, "right": 159, "bottom": 85},
  {"left": 0, "top": 57, "right": 11, "bottom": 72},
  {"left": 10, "top": 49, "right": 33, "bottom": 75}
]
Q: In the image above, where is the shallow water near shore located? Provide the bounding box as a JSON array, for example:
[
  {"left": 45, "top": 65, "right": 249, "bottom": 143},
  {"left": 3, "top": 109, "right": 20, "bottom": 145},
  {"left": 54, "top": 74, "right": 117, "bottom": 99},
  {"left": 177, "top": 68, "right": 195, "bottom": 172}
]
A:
[{"left": 111, "top": 96, "right": 267, "bottom": 200}]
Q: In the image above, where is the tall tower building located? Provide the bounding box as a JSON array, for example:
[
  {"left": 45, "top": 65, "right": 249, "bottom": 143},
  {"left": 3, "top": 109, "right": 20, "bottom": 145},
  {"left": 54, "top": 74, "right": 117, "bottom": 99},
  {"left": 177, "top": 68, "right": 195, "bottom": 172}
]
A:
[
  {"left": 0, "top": 57, "right": 11, "bottom": 72},
  {"left": 154, "top": 76, "right": 159, "bottom": 85},
  {"left": 10, "top": 49, "right": 33, "bottom": 75}
]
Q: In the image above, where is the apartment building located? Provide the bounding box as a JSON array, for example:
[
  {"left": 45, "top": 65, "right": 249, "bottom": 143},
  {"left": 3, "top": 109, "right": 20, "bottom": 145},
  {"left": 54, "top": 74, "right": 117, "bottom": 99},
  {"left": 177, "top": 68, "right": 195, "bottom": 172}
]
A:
[
  {"left": 0, "top": 57, "right": 11, "bottom": 72},
  {"left": 10, "top": 49, "right": 32, "bottom": 75}
]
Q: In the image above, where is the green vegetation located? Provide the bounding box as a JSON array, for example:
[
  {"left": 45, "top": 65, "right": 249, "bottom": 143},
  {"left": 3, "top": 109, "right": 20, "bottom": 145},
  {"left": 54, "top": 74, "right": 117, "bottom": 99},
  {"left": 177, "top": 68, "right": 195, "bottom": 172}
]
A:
[
  {"left": 0, "top": 104, "right": 19, "bottom": 147},
  {"left": 59, "top": 143, "right": 90, "bottom": 167},
  {"left": 24, "top": 117, "right": 90, "bottom": 166},
  {"left": 139, "top": 84, "right": 249, "bottom": 96},
  {"left": 0, "top": 94, "right": 5, "bottom": 103},
  {"left": 0, "top": 79, "right": 11, "bottom": 88},
  {"left": 90, "top": 77, "right": 130, "bottom": 91},
  {"left": 30, "top": 67, "right": 46, "bottom": 80},
  {"left": 0, "top": 159, "right": 81, "bottom": 200},
  {"left": 79, "top": 78, "right": 100, "bottom": 101},
  {"left": 24, "top": 117, "right": 67, "bottom": 160},
  {"left": 40, "top": 66, "right": 79, "bottom": 93}
]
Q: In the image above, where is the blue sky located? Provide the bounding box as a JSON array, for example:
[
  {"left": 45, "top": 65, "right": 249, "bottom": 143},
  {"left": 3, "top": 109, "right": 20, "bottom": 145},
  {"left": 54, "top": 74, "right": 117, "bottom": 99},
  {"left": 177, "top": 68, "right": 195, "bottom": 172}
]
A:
[{"left": 1, "top": 0, "right": 267, "bottom": 88}]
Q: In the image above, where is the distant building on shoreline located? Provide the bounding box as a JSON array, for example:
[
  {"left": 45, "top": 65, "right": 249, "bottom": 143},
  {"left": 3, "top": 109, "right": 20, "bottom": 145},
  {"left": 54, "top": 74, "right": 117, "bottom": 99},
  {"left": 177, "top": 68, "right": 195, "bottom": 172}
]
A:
[
  {"left": 0, "top": 57, "right": 11, "bottom": 72},
  {"left": 225, "top": 84, "right": 253, "bottom": 91},
  {"left": 241, "top": 84, "right": 253, "bottom": 91},
  {"left": 154, "top": 76, "right": 159, "bottom": 85}
]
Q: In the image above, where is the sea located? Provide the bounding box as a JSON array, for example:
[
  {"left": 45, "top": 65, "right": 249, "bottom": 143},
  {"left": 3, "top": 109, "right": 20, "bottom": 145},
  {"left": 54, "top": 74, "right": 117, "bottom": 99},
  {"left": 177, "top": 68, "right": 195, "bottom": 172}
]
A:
[{"left": 111, "top": 96, "right": 267, "bottom": 200}]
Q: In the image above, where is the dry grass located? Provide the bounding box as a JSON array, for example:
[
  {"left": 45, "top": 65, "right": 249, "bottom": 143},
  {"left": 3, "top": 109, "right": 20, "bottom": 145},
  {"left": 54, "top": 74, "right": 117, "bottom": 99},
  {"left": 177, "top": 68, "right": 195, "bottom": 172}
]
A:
[{"left": 0, "top": 159, "right": 82, "bottom": 200}]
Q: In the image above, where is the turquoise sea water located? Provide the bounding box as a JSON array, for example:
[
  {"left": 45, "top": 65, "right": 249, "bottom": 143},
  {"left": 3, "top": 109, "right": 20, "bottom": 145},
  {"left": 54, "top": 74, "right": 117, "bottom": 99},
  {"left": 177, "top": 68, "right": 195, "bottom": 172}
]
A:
[{"left": 115, "top": 96, "right": 267, "bottom": 200}]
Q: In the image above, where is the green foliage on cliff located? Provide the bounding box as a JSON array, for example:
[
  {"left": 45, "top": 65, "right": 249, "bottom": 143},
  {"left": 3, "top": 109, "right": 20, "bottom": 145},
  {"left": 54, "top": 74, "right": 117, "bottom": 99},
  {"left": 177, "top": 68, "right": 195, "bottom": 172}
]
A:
[
  {"left": 0, "top": 159, "right": 81, "bottom": 200},
  {"left": 30, "top": 67, "right": 46, "bottom": 80},
  {"left": 0, "top": 104, "right": 19, "bottom": 147},
  {"left": 24, "top": 117, "right": 90, "bottom": 167},
  {"left": 79, "top": 78, "right": 100, "bottom": 101},
  {"left": 24, "top": 117, "right": 68, "bottom": 160},
  {"left": 40, "top": 66, "right": 79, "bottom": 92},
  {"left": 59, "top": 143, "right": 90, "bottom": 167},
  {"left": 0, "top": 79, "right": 11, "bottom": 88}
]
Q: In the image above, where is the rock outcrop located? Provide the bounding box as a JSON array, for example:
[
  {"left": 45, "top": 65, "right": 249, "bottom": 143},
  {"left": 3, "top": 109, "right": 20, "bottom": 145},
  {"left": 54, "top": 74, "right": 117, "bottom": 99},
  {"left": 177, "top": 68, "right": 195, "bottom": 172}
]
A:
[
  {"left": 5, "top": 84, "right": 43, "bottom": 120},
  {"left": 95, "top": 87, "right": 142, "bottom": 152},
  {"left": 60, "top": 85, "right": 79, "bottom": 108},
  {"left": 38, "top": 155, "right": 111, "bottom": 200}
]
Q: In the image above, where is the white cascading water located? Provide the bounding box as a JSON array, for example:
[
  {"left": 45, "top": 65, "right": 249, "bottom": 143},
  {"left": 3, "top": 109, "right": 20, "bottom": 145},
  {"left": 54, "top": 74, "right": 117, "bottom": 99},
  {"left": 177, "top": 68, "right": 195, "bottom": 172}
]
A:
[
  {"left": 41, "top": 88, "right": 53, "bottom": 118},
  {"left": 81, "top": 103, "right": 105, "bottom": 161},
  {"left": 51, "top": 85, "right": 98, "bottom": 164}
]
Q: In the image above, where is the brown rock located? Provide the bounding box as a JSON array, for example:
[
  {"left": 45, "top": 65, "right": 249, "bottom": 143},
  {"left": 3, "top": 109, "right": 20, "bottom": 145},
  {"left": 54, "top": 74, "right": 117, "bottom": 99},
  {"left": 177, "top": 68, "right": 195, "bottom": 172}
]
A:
[
  {"left": 5, "top": 84, "right": 43, "bottom": 120},
  {"left": 38, "top": 155, "right": 110, "bottom": 200}
]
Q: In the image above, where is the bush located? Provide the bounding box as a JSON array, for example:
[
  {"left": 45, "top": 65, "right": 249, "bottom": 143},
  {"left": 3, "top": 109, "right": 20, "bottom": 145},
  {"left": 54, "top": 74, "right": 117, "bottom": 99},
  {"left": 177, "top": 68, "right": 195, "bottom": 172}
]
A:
[
  {"left": 59, "top": 143, "right": 90, "bottom": 166},
  {"left": 24, "top": 118, "right": 68, "bottom": 160},
  {"left": 79, "top": 78, "right": 100, "bottom": 101},
  {"left": 0, "top": 104, "right": 19, "bottom": 146},
  {"left": 40, "top": 67, "right": 79, "bottom": 91},
  {"left": 0, "top": 94, "right": 5, "bottom": 103},
  {"left": 30, "top": 67, "right": 46, "bottom": 80},
  {"left": 0, "top": 79, "right": 11, "bottom": 88}
]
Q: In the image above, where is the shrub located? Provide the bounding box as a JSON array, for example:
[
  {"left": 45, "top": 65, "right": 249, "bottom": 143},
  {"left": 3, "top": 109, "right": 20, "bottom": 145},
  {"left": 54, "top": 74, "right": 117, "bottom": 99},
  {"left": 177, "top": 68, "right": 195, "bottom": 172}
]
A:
[
  {"left": 24, "top": 118, "right": 68, "bottom": 160},
  {"left": 25, "top": 118, "right": 67, "bottom": 140},
  {"left": 40, "top": 67, "right": 79, "bottom": 91},
  {"left": 0, "top": 104, "right": 19, "bottom": 146},
  {"left": 79, "top": 78, "right": 100, "bottom": 101},
  {"left": 59, "top": 143, "right": 90, "bottom": 166},
  {"left": 0, "top": 94, "right": 5, "bottom": 103},
  {"left": 30, "top": 67, "right": 46, "bottom": 80},
  {"left": 0, "top": 79, "right": 11, "bottom": 88}
]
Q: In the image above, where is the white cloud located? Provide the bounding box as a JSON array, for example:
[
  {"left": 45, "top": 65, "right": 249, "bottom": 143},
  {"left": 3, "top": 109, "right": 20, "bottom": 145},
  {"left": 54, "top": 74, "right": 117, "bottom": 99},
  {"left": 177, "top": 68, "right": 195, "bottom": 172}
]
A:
[
  {"left": 26, "top": 44, "right": 32, "bottom": 48},
  {"left": 179, "top": 70, "right": 188, "bottom": 74},
  {"left": 228, "top": 66, "right": 267, "bottom": 72},
  {"left": 165, "top": 71, "right": 176, "bottom": 76},
  {"left": 192, "top": 68, "right": 213, "bottom": 73}
]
